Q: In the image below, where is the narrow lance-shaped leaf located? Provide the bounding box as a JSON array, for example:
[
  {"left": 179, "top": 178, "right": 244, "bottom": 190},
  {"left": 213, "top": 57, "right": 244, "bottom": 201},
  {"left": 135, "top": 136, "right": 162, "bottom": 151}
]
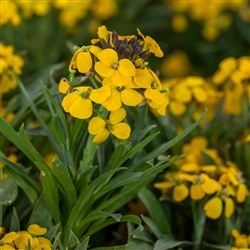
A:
[{"left": 35, "top": 162, "right": 61, "bottom": 226}]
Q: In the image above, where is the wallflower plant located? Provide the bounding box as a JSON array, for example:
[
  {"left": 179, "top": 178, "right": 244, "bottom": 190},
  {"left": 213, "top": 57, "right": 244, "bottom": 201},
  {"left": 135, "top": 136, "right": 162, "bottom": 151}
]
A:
[{"left": 0, "top": 26, "right": 207, "bottom": 249}]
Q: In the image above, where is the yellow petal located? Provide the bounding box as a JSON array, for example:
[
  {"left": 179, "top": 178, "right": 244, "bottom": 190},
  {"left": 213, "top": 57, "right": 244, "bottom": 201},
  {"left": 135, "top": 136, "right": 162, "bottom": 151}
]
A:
[
  {"left": 88, "top": 117, "right": 106, "bottom": 135},
  {"left": 28, "top": 224, "right": 47, "bottom": 235},
  {"left": 236, "top": 183, "right": 250, "bottom": 203},
  {"left": 154, "top": 181, "right": 174, "bottom": 190},
  {"left": 89, "top": 45, "right": 102, "bottom": 56},
  {"left": 133, "top": 69, "right": 152, "bottom": 88},
  {"left": 89, "top": 85, "right": 111, "bottom": 104},
  {"left": 169, "top": 101, "right": 186, "bottom": 116},
  {"left": 145, "top": 88, "right": 165, "bottom": 105},
  {"left": 111, "top": 123, "right": 131, "bottom": 139},
  {"left": 95, "top": 61, "right": 114, "bottom": 77},
  {"left": 121, "top": 88, "right": 142, "bottom": 106},
  {"left": 175, "top": 87, "right": 192, "bottom": 103},
  {"left": 204, "top": 197, "right": 222, "bottom": 219},
  {"left": 109, "top": 108, "right": 126, "bottom": 124},
  {"left": 111, "top": 70, "right": 131, "bottom": 86},
  {"left": 76, "top": 51, "right": 92, "bottom": 73},
  {"left": 173, "top": 184, "right": 189, "bottom": 202},
  {"left": 180, "top": 163, "right": 200, "bottom": 173},
  {"left": 0, "top": 245, "right": 15, "bottom": 250},
  {"left": 224, "top": 197, "right": 234, "bottom": 218},
  {"left": 37, "top": 237, "right": 52, "bottom": 247},
  {"left": 62, "top": 92, "right": 79, "bottom": 112},
  {"left": 231, "top": 229, "right": 240, "bottom": 238},
  {"left": 190, "top": 184, "right": 205, "bottom": 200},
  {"left": 69, "top": 98, "right": 92, "bottom": 119},
  {"left": 97, "top": 48, "right": 118, "bottom": 65},
  {"left": 92, "top": 129, "right": 110, "bottom": 144},
  {"left": 2, "top": 232, "right": 20, "bottom": 243},
  {"left": 201, "top": 177, "right": 220, "bottom": 194},
  {"left": 58, "top": 78, "right": 70, "bottom": 94},
  {"left": 119, "top": 59, "right": 136, "bottom": 76},
  {"left": 192, "top": 87, "right": 208, "bottom": 103},
  {"left": 102, "top": 88, "right": 122, "bottom": 111}
]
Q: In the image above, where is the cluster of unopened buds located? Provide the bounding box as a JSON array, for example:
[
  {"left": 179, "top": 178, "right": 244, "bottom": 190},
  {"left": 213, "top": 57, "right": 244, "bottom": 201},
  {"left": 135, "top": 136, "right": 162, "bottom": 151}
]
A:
[{"left": 59, "top": 25, "right": 169, "bottom": 143}]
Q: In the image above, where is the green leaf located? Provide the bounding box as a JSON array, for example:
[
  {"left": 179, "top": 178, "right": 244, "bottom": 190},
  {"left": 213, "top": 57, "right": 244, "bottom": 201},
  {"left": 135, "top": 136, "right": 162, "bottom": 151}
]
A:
[
  {"left": 10, "top": 207, "right": 20, "bottom": 231},
  {"left": 75, "top": 236, "right": 89, "bottom": 250},
  {"left": 67, "top": 230, "right": 80, "bottom": 248},
  {"left": 106, "top": 144, "right": 125, "bottom": 171},
  {"left": 91, "top": 246, "right": 126, "bottom": 250},
  {"left": 96, "top": 156, "right": 182, "bottom": 214},
  {"left": 0, "top": 176, "right": 18, "bottom": 205},
  {"left": 15, "top": 72, "right": 58, "bottom": 149},
  {"left": 81, "top": 214, "right": 143, "bottom": 241},
  {"left": 138, "top": 187, "right": 171, "bottom": 234},
  {"left": 19, "top": 124, "right": 46, "bottom": 164},
  {"left": 35, "top": 162, "right": 61, "bottom": 225},
  {"left": 76, "top": 211, "right": 122, "bottom": 232},
  {"left": 119, "top": 132, "right": 160, "bottom": 167},
  {"left": 0, "top": 155, "right": 42, "bottom": 194},
  {"left": 126, "top": 109, "right": 207, "bottom": 173},
  {"left": 3, "top": 167, "right": 38, "bottom": 205},
  {"left": 202, "top": 243, "right": 230, "bottom": 250},
  {"left": 52, "top": 232, "right": 62, "bottom": 250},
  {"left": 126, "top": 222, "right": 153, "bottom": 250},
  {"left": 50, "top": 114, "right": 65, "bottom": 146},
  {"left": 0, "top": 117, "right": 33, "bottom": 162},
  {"left": 44, "top": 223, "right": 61, "bottom": 241},
  {"left": 154, "top": 235, "right": 191, "bottom": 250},
  {"left": 141, "top": 215, "right": 162, "bottom": 239},
  {"left": 51, "top": 158, "right": 76, "bottom": 209},
  {"left": 65, "top": 168, "right": 127, "bottom": 243},
  {"left": 28, "top": 192, "right": 53, "bottom": 229}
]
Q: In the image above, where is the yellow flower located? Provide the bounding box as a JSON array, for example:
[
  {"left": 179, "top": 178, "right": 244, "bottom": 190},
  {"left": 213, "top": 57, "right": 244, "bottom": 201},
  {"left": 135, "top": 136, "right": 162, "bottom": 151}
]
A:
[
  {"left": 62, "top": 86, "right": 110, "bottom": 119},
  {"left": 69, "top": 45, "right": 102, "bottom": 73},
  {"left": 101, "top": 78, "right": 142, "bottom": 111},
  {"left": 137, "top": 29, "right": 164, "bottom": 57},
  {"left": 190, "top": 173, "right": 221, "bottom": 200},
  {"left": 171, "top": 14, "right": 188, "bottom": 33},
  {"left": 90, "top": 0, "right": 117, "bottom": 20},
  {"left": 95, "top": 48, "right": 136, "bottom": 86},
  {"left": 231, "top": 229, "right": 250, "bottom": 248},
  {"left": 0, "top": 1, "right": 21, "bottom": 26},
  {"left": 58, "top": 78, "right": 71, "bottom": 94},
  {"left": 154, "top": 172, "right": 190, "bottom": 202},
  {"left": 14, "top": 231, "right": 33, "bottom": 249},
  {"left": 161, "top": 50, "right": 191, "bottom": 78},
  {"left": 88, "top": 108, "right": 131, "bottom": 144},
  {"left": 204, "top": 188, "right": 235, "bottom": 219}
]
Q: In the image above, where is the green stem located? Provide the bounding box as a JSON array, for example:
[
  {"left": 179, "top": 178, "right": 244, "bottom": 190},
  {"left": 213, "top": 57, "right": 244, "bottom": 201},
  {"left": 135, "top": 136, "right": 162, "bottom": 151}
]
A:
[
  {"left": 191, "top": 200, "right": 206, "bottom": 250},
  {"left": 89, "top": 75, "right": 99, "bottom": 89}
]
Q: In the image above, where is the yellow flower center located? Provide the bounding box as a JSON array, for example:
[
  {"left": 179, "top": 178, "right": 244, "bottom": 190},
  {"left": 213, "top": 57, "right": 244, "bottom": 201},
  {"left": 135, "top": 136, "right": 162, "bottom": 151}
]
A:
[
  {"left": 81, "top": 46, "right": 89, "bottom": 52},
  {"left": 111, "top": 62, "right": 120, "bottom": 70},
  {"left": 151, "top": 81, "right": 158, "bottom": 89},
  {"left": 117, "top": 86, "right": 124, "bottom": 92},
  {"left": 105, "top": 120, "right": 114, "bottom": 131},
  {"left": 78, "top": 88, "right": 91, "bottom": 99}
]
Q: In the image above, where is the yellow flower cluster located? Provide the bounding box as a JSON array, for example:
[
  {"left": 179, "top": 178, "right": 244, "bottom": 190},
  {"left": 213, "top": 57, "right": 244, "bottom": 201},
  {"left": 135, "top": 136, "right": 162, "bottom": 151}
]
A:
[
  {"left": 0, "top": 224, "right": 52, "bottom": 250},
  {"left": 161, "top": 55, "right": 250, "bottom": 121},
  {"left": 231, "top": 229, "right": 250, "bottom": 250},
  {"left": 53, "top": 0, "right": 117, "bottom": 29},
  {"left": 154, "top": 137, "right": 249, "bottom": 220},
  {"left": 59, "top": 25, "right": 168, "bottom": 143},
  {"left": 0, "top": 43, "right": 24, "bottom": 97},
  {"left": 212, "top": 56, "right": 250, "bottom": 116},
  {"left": 164, "top": 0, "right": 248, "bottom": 41}
]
